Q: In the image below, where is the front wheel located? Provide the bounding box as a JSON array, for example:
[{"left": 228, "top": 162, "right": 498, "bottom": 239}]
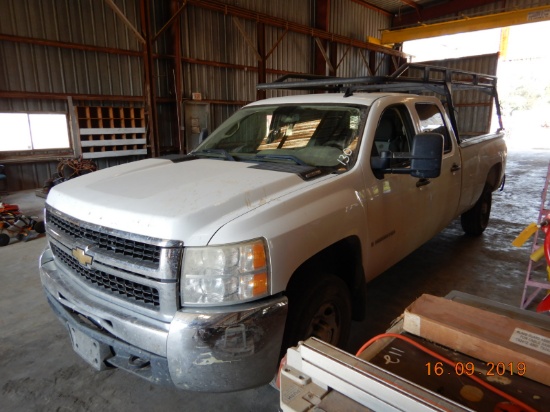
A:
[
  {"left": 282, "top": 272, "right": 352, "bottom": 353},
  {"left": 461, "top": 184, "right": 492, "bottom": 236}
]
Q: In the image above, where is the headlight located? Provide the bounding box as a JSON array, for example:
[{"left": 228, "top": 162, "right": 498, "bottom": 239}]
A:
[{"left": 181, "top": 239, "right": 269, "bottom": 305}]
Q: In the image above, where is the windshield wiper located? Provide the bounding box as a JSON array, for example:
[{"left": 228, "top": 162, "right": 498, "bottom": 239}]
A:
[
  {"left": 253, "top": 154, "right": 308, "bottom": 166},
  {"left": 193, "top": 149, "right": 236, "bottom": 161}
]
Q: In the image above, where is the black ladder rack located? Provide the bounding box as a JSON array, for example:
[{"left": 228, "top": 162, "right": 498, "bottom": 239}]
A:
[{"left": 257, "top": 63, "right": 503, "bottom": 142}]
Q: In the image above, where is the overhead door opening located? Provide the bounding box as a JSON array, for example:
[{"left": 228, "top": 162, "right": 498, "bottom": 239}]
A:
[{"left": 402, "top": 21, "right": 550, "bottom": 152}]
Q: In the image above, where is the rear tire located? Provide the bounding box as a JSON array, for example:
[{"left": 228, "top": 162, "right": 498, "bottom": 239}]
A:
[
  {"left": 282, "top": 272, "right": 352, "bottom": 353},
  {"left": 461, "top": 184, "right": 492, "bottom": 236}
]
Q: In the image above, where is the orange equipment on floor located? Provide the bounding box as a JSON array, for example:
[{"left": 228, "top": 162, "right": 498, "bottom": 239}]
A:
[
  {"left": 514, "top": 160, "right": 550, "bottom": 312},
  {"left": 0, "top": 203, "right": 45, "bottom": 247},
  {"left": 535, "top": 215, "right": 550, "bottom": 312}
]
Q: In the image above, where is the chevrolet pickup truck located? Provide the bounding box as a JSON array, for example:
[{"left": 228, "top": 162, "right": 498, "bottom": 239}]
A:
[{"left": 39, "top": 64, "right": 507, "bottom": 392}]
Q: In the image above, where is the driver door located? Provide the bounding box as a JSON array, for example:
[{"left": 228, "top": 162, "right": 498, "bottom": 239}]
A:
[{"left": 364, "top": 104, "right": 432, "bottom": 277}]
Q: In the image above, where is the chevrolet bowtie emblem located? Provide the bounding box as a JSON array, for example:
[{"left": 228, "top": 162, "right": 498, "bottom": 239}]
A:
[{"left": 72, "top": 247, "right": 93, "bottom": 267}]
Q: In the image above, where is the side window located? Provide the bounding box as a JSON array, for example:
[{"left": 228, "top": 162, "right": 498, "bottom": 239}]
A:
[
  {"left": 415, "top": 103, "right": 452, "bottom": 153},
  {"left": 371, "top": 105, "right": 415, "bottom": 167}
]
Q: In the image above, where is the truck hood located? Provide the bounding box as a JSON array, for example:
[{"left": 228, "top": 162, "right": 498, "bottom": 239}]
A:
[{"left": 47, "top": 157, "right": 323, "bottom": 245}]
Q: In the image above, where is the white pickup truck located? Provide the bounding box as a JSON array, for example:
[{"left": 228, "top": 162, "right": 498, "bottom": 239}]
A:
[{"left": 39, "top": 64, "right": 506, "bottom": 392}]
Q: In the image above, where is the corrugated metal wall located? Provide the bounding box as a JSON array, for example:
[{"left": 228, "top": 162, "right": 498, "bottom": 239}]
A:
[
  {"left": 331, "top": 0, "right": 391, "bottom": 77},
  {"left": 182, "top": 9, "right": 257, "bottom": 102},
  {"left": 179, "top": 1, "right": 315, "bottom": 122},
  {"left": 1, "top": 0, "right": 400, "bottom": 191},
  {"left": 1, "top": 0, "right": 146, "bottom": 191},
  {"left": 0, "top": 0, "right": 143, "bottom": 99},
  {"left": 220, "top": 0, "right": 312, "bottom": 25},
  {"left": 414, "top": 53, "right": 500, "bottom": 138},
  {"left": 436, "top": 0, "right": 550, "bottom": 21},
  {"left": 331, "top": 0, "right": 388, "bottom": 39}
]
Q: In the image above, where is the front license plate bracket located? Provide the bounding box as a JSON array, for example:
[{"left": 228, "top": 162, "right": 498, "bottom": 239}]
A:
[{"left": 68, "top": 323, "right": 112, "bottom": 371}]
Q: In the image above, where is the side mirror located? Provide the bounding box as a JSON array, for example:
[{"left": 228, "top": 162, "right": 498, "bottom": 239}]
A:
[
  {"left": 410, "top": 133, "right": 443, "bottom": 178},
  {"left": 370, "top": 133, "right": 443, "bottom": 178}
]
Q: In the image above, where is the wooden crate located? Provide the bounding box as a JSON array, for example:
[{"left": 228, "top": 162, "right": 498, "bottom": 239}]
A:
[{"left": 403, "top": 294, "right": 550, "bottom": 386}]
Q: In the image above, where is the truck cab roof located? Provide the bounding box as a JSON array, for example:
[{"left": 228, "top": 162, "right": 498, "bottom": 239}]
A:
[{"left": 246, "top": 92, "right": 421, "bottom": 108}]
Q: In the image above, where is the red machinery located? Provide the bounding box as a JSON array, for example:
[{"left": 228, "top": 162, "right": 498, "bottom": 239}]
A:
[
  {"left": 536, "top": 214, "right": 550, "bottom": 312},
  {"left": 0, "top": 203, "right": 45, "bottom": 247}
]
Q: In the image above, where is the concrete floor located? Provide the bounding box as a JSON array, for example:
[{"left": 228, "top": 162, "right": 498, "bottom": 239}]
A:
[{"left": 1, "top": 144, "right": 549, "bottom": 411}]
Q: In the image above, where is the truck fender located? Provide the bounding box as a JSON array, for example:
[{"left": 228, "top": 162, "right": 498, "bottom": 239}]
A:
[
  {"left": 280, "top": 236, "right": 366, "bottom": 351},
  {"left": 461, "top": 164, "right": 502, "bottom": 236}
]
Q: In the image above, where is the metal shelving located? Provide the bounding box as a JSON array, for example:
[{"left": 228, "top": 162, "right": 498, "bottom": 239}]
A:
[{"left": 76, "top": 106, "right": 148, "bottom": 159}]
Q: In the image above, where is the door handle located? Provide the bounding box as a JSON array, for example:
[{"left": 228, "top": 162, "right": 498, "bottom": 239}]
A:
[
  {"left": 451, "top": 163, "right": 461, "bottom": 173},
  {"left": 416, "top": 178, "right": 431, "bottom": 188}
]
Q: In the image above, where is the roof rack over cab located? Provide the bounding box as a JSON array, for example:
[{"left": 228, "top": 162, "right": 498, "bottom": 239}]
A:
[{"left": 257, "top": 63, "right": 503, "bottom": 143}]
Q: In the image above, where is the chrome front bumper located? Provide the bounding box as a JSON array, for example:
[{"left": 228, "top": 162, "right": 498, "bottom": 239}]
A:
[{"left": 40, "top": 246, "right": 288, "bottom": 392}]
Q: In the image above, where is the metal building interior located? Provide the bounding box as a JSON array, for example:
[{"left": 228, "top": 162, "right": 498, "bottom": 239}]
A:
[{"left": 1, "top": 0, "right": 550, "bottom": 411}]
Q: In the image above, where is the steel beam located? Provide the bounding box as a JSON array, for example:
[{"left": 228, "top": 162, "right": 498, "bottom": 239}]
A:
[
  {"left": 257, "top": 22, "right": 266, "bottom": 101},
  {"left": 314, "top": 37, "right": 335, "bottom": 74},
  {"left": 232, "top": 17, "right": 262, "bottom": 61},
  {"left": 104, "top": 0, "right": 146, "bottom": 44},
  {"left": 179, "top": 57, "right": 306, "bottom": 77},
  {"left": 392, "top": 0, "right": 500, "bottom": 28},
  {"left": 265, "top": 29, "right": 289, "bottom": 60},
  {"left": 187, "top": 0, "right": 405, "bottom": 58},
  {"left": 0, "top": 91, "right": 144, "bottom": 102},
  {"left": 154, "top": 0, "right": 188, "bottom": 42},
  {"left": 397, "top": 0, "right": 420, "bottom": 13},
  {"left": 382, "top": 5, "right": 550, "bottom": 44},
  {"left": 350, "top": 0, "right": 391, "bottom": 17},
  {"left": 172, "top": 0, "right": 184, "bottom": 154},
  {"left": 0, "top": 34, "right": 141, "bottom": 57},
  {"left": 314, "top": 0, "right": 331, "bottom": 76},
  {"left": 140, "top": 0, "right": 159, "bottom": 158}
]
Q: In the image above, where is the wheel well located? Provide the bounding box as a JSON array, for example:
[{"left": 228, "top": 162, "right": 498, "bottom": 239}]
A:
[
  {"left": 286, "top": 236, "right": 366, "bottom": 322},
  {"left": 486, "top": 163, "right": 503, "bottom": 191}
]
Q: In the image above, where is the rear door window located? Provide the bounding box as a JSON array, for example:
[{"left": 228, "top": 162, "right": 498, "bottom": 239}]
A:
[
  {"left": 371, "top": 105, "right": 415, "bottom": 170},
  {"left": 415, "top": 103, "right": 452, "bottom": 153}
]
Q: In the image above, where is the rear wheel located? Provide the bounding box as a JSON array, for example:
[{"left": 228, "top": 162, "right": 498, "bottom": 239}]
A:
[
  {"left": 282, "top": 272, "right": 352, "bottom": 353},
  {"left": 461, "top": 184, "right": 492, "bottom": 236}
]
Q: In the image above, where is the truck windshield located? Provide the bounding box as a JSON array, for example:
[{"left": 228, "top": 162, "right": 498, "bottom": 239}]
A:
[{"left": 193, "top": 105, "right": 364, "bottom": 168}]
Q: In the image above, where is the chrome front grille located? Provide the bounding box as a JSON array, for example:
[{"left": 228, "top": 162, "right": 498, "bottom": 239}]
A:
[
  {"left": 51, "top": 244, "right": 160, "bottom": 307},
  {"left": 45, "top": 205, "right": 182, "bottom": 320},
  {"left": 46, "top": 210, "right": 161, "bottom": 266}
]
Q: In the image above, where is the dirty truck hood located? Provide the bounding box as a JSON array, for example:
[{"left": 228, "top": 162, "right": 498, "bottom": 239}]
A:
[{"left": 46, "top": 158, "right": 317, "bottom": 245}]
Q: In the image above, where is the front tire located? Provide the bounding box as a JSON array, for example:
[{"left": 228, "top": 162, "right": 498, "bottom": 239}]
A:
[
  {"left": 461, "top": 184, "right": 492, "bottom": 236},
  {"left": 282, "top": 272, "right": 352, "bottom": 353}
]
